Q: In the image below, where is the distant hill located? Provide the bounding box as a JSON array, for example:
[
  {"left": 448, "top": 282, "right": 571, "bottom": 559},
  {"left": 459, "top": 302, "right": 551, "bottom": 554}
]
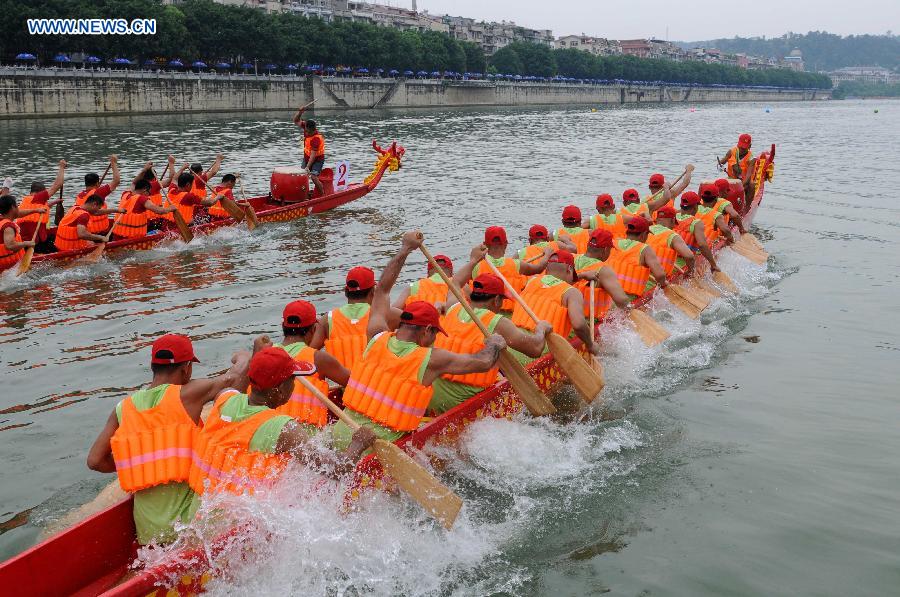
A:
[{"left": 679, "top": 32, "right": 899, "bottom": 72}]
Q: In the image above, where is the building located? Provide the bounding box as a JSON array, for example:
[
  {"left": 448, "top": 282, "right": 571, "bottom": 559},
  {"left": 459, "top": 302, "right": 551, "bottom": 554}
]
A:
[
  {"left": 443, "top": 16, "right": 552, "bottom": 55},
  {"left": 829, "top": 66, "right": 898, "bottom": 85},
  {"left": 781, "top": 48, "right": 804, "bottom": 71},
  {"left": 555, "top": 35, "right": 622, "bottom": 56},
  {"left": 619, "top": 39, "right": 685, "bottom": 61}
]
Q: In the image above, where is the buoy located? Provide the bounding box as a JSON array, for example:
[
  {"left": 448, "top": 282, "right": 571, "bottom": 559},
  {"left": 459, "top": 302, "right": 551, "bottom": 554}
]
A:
[
  {"left": 765, "top": 107, "right": 771, "bottom": 113},
  {"left": 690, "top": 107, "right": 696, "bottom": 113},
  {"left": 591, "top": 108, "right": 597, "bottom": 112},
  {"left": 874, "top": 109, "right": 879, "bottom": 113}
]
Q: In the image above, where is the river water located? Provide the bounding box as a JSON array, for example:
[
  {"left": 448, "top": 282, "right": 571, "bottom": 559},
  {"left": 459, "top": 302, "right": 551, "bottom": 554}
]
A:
[{"left": 1, "top": 100, "right": 898, "bottom": 595}]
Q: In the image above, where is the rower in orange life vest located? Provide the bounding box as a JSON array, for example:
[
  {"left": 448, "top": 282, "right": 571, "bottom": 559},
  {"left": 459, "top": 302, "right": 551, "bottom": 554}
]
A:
[
  {"left": 673, "top": 191, "right": 723, "bottom": 274},
  {"left": 271, "top": 300, "right": 351, "bottom": 431},
  {"left": 138, "top": 155, "right": 177, "bottom": 228},
  {"left": 642, "top": 166, "right": 694, "bottom": 216},
  {"left": 15, "top": 160, "right": 66, "bottom": 252},
  {"left": 163, "top": 167, "right": 224, "bottom": 226},
  {"left": 331, "top": 231, "right": 506, "bottom": 451},
  {"left": 474, "top": 225, "right": 551, "bottom": 312},
  {"left": 647, "top": 204, "right": 696, "bottom": 281},
  {"left": 572, "top": 228, "right": 632, "bottom": 321},
  {"left": 393, "top": 253, "right": 453, "bottom": 310},
  {"left": 554, "top": 205, "right": 591, "bottom": 253},
  {"left": 605, "top": 216, "right": 669, "bottom": 301},
  {"left": 0, "top": 195, "right": 46, "bottom": 272},
  {"left": 188, "top": 345, "right": 376, "bottom": 503},
  {"left": 86, "top": 334, "right": 252, "bottom": 546},
  {"left": 510, "top": 250, "right": 601, "bottom": 361},
  {"left": 73, "top": 155, "right": 122, "bottom": 236},
  {"left": 517, "top": 224, "right": 576, "bottom": 261},
  {"left": 55, "top": 193, "right": 126, "bottom": 253},
  {"left": 718, "top": 133, "right": 756, "bottom": 191},
  {"left": 696, "top": 183, "right": 736, "bottom": 245},
  {"left": 707, "top": 179, "right": 746, "bottom": 235},
  {"left": 188, "top": 154, "right": 223, "bottom": 200},
  {"left": 112, "top": 170, "right": 179, "bottom": 241},
  {"left": 582, "top": 194, "right": 625, "bottom": 238},
  {"left": 292, "top": 104, "right": 326, "bottom": 197},
  {"left": 207, "top": 174, "right": 239, "bottom": 219}
]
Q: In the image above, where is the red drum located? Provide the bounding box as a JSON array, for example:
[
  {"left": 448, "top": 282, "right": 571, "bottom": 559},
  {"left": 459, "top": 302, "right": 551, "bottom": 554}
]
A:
[{"left": 270, "top": 167, "right": 309, "bottom": 203}]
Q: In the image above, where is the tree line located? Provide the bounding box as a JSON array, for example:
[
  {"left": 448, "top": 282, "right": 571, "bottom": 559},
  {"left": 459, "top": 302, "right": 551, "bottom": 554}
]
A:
[{"left": 831, "top": 81, "right": 900, "bottom": 99}]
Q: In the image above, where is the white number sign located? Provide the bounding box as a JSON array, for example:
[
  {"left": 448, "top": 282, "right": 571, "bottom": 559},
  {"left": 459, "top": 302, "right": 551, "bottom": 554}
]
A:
[{"left": 334, "top": 160, "right": 350, "bottom": 192}]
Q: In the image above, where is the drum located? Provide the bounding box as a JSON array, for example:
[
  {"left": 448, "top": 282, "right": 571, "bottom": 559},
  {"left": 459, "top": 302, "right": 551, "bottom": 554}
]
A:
[{"left": 270, "top": 167, "right": 309, "bottom": 203}]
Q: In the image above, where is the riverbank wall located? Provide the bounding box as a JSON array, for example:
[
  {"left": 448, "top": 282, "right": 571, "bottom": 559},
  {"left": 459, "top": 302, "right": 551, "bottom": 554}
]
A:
[{"left": 0, "top": 69, "right": 826, "bottom": 118}]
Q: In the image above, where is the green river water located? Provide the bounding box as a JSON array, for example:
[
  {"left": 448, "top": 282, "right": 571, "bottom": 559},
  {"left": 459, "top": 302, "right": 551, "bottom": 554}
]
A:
[{"left": 1, "top": 100, "right": 898, "bottom": 595}]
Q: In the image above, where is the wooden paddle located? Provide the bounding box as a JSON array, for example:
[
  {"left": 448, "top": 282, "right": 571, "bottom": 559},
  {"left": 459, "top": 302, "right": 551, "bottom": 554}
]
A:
[
  {"left": 420, "top": 243, "right": 556, "bottom": 416},
  {"left": 53, "top": 167, "right": 67, "bottom": 226},
  {"left": 296, "top": 376, "right": 463, "bottom": 529},
  {"left": 483, "top": 259, "right": 604, "bottom": 403},
  {"left": 236, "top": 174, "right": 258, "bottom": 230},
  {"left": 663, "top": 285, "right": 707, "bottom": 319},
  {"left": 82, "top": 213, "right": 124, "bottom": 264},
  {"left": 730, "top": 241, "right": 768, "bottom": 264},
  {"left": 628, "top": 309, "right": 670, "bottom": 346},
  {"left": 585, "top": 281, "right": 606, "bottom": 388},
  {"left": 202, "top": 179, "right": 245, "bottom": 223},
  {"left": 15, "top": 213, "right": 43, "bottom": 276},
  {"left": 152, "top": 169, "right": 193, "bottom": 243},
  {"left": 740, "top": 232, "right": 767, "bottom": 253},
  {"left": 713, "top": 270, "right": 739, "bottom": 294}
]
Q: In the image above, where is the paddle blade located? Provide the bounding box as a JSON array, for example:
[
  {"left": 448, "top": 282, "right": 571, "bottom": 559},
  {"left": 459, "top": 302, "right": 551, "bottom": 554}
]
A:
[
  {"left": 730, "top": 242, "right": 767, "bottom": 264},
  {"left": 15, "top": 248, "right": 35, "bottom": 276},
  {"left": 82, "top": 243, "right": 106, "bottom": 264},
  {"left": 628, "top": 309, "right": 670, "bottom": 347},
  {"left": 546, "top": 333, "right": 604, "bottom": 403},
  {"left": 663, "top": 286, "right": 704, "bottom": 319},
  {"left": 172, "top": 212, "right": 194, "bottom": 243},
  {"left": 690, "top": 277, "right": 722, "bottom": 298},
  {"left": 243, "top": 204, "right": 259, "bottom": 230},
  {"left": 497, "top": 350, "right": 556, "bottom": 416},
  {"left": 741, "top": 233, "right": 767, "bottom": 253},
  {"left": 373, "top": 439, "right": 463, "bottom": 529},
  {"left": 713, "top": 271, "right": 739, "bottom": 294},
  {"left": 220, "top": 197, "right": 246, "bottom": 223}
]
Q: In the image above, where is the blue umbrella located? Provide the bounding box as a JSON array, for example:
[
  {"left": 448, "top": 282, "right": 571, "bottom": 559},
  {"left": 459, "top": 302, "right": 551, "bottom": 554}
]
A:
[
  {"left": 53, "top": 54, "right": 70, "bottom": 63},
  {"left": 286, "top": 64, "right": 298, "bottom": 71},
  {"left": 324, "top": 66, "right": 336, "bottom": 73},
  {"left": 16, "top": 53, "right": 37, "bottom": 61},
  {"left": 215, "top": 62, "right": 232, "bottom": 69},
  {"left": 389, "top": 69, "right": 399, "bottom": 76},
  {"left": 240, "top": 63, "right": 254, "bottom": 69},
  {"left": 403, "top": 69, "right": 413, "bottom": 76},
  {"left": 430, "top": 71, "right": 441, "bottom": 77},
  {"left": 112, "top": 58, "right": 131, "bottom": 65},
  {"left": 192, "top": 61, "right": 207, "bottom": 68},
  {"left": 356, "top": 67, "right": 369, "bottom": 74},
  {"left": 168, "top": 59, "right": 184, "bottom": 68},
  {"left": 264, "top": 63, "right": 278, "bottom": 70},
  {"left": 85, "top": 56, "right": 101, "bottom": 64},
  {"left": 143, "top": 59, "right": 157, "bottom": 67}
]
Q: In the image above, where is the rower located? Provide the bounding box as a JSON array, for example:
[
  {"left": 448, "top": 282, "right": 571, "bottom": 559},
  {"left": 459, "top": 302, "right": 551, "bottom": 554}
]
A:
[
  {"left": 188, "top": 345, "right": 376, "bottom": 501},
  {"left": 310, "top": 266, "right": 377, "bottom": 371},
  {"left": 619, "top": 188, "right": 650, "bottom": 219},
  {"left": 573, "top": 229, "right": 631, "bottom": 322},
  {"left": 392, "top": 254, "right": 452, "bottom": 309},
  {"left": 16, "top": 160, "right": 65, "bottom": 252},
  {"left": 707, "top": 179, "right": 746, "bottom": 235},
  {"left": 0, "top": 195, "right": 42, "bottom": 272},
  {"left": 554, "top": 205, "right": 590, "bottom": 253},
  {"left": 511, "top": 250, "right": 601, "bottom": 357},
  {"left": 696, "top": 183, "right": 736, "bottom": 245},
  {"left": 86, "top": 334, "right": 252, "bottom": 546},
  {"left": 718, "top": 134, "right": 755, "bottom": 188},
  {"left": 163, "top": 168, "right": 222, "bottom": 226},
  {"left": 273, "top": 300, "right": 350, "bottom": 430},
  {"left": 644, "top": 166, "right": 693, "bottom": 216},
  {"left": 54, "top": 194, "right": 125, "bottom": 252},
  {"left": 112, "top": 177, "right": 178, "bottom": 241},
  {"left": 293, "top": 106, "right": 326, "bottom": 197},
  {"left": 675, "top": 191, "right": 722, "bottom": 273},
  {"left": 1, "top": 177, "right": 11, "bottom": 195},
  {"left": 517, "top": 224, "right": 576, "bottom": 261},
  {"left": 583, "top": 194, "right": 625, "bottom": 238},
  {"left": 605, "top": 216, "right": 669, "bottom": 300},
  {"left": 430, "top": 273, "right": 552, "bottom": 414},
  {"left": 142, "top": 155, "right": 176, "bottom": 208},
  {"left": 648, "top": 205, "right": 696, "bottom": 280},
  {"left": 207, "top": 174, "right": 238, "bottom": 220},
  {"left": 473, "top": 226, "right": 550, "bottom": 312},
  {"left": 189, "top": 154, "right": 223, "bottom": 199},
  {"left": 332, "top": 231, "right": 506, "bottom": 451},
  {"left": 74, "top": 156, "right": 121, "bottom": 236}
]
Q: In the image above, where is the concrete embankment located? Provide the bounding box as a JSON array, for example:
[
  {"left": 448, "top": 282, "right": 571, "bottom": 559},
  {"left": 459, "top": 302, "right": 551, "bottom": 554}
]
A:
[{"left": 0, "top": 68, "right": 825, "bottom": 118}]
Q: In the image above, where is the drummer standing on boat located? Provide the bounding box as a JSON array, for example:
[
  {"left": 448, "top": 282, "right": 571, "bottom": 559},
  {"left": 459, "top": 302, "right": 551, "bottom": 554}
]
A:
[{"left": 293, "top": 105, "right": 326, "bottom": 197}]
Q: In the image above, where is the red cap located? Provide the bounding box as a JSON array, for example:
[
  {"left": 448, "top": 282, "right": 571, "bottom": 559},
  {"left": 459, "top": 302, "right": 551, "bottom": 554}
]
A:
[
  {"left": 656, "top": 205, "right": 677, "bottom": 219},
  {"left": 528, "top": 224, "right": 549, "bottom": 241},
  {"left": 562, "top": 205, "right": 582, "bottom": 223},
  {"left": 248, "top": 346, "right": 315, "bottom": 390},
  {"left": 595, "top": 194, "right": 614, "bottom": 209},
  {"left": 548, "top": 250, "right": 575, "bottom": 267},
  {"left": 346, "top": 266, "right": 375, "bottom": 291},
  {"left": 649, "top": 173, "right": 665, "bottom": 188},
  {"left": 428, "top": 254, "right": 452, "bottom": 274},
  {"left": 622, "top": 188, "right": 640, "bottom": 204},
  {"left": 699, "top": 183, "right": 718, "bottom": 200},
  {"left": 715, "top": 178, "right": 730, "bottom": 193},
  {"left": 283, "top": 300, "right": 317, "bottom": 329},
  {"left": 626, "top": 216, "right": 650, "bottom": 235},
  {"left": 150, "top": 334, "right": 200, "bottom": 365},
  {"left": 588, "top": 228, "right": 613, "bottom": 249},
  {"left": 399, "top": 301, "right": 447, "bottom": 335},
  {"left": 484, "top": 226, "right": 508, "bottom": 245},
  {"left": 738, "top": 133, "right": 752, "bottom": 149},
  {"left": 471, "top": 273, "right": 511, "bottom": 298},
  {"left": 680, "top": 191, "right": 701, "bottom": 208}
]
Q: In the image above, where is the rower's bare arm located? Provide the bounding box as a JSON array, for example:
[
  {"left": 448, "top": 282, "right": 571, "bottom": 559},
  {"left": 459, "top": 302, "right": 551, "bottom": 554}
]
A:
[
  {"left": 556, "top": 236, "right": 577, "bottom": 252},
  {"left": 725, "top": 204, "right": 745, "bottom": 233},
  {"left": 47, "top": 160, "right": 67, "bottom": 197},
  {"left": 641, "top": 248, "right": 668, "bottom": 287},
  {"left": 496, "top": 317, "right": 549, "bottom": 358},
  {"left": 86, "top": 410, "right": 119, "bottom": 473},
  {"left": 452, "top": 243, "right": 488, "bottom": 288},
  {"left": 693, "top": 222, "right": 719, "bottom": 271},
  {"left": 391, "top": 286, "right": 411, "bottom": 310},
  {"left": 563, "top": 289, "right": 596, "bottom": 352},
  {"left": 145, "top": 202, "right": 176, "bottom": 216},
  {"left": 180, "top": 351, "right": 252, "bottom": 419},
  {"left": 4, "top": 227, "right": 35, "bottom": 251},
  {"left": 108, "top": 155, "right": 121, "bottom": 192},
  {"left": 716, "top": 215, "right": 735, "bottom": 243},
  {"left": 672, "top": 165, "right": 694, "bottom": 196},
  {"left": 77, "top": 224, "right": 106, "bottom": 243},
  {"left": 519, "top": 249, "right": 551, "bottom": 276},
  {"left": 277, "top": 421, "right": 375, "bottom": 473},
  {"left": 646, "top": 183, "right": 673, "bottom": 213},
  {"left": 161, "top": 156, "right": 176, "bottom": 187},
  {"left": 206, "top": 153, "right": 223, "bottom": 178},
  {"left": 367, "top": 231, "right": 421, "bottom": 338},
  {"left": 671, "top": 236, "right": 696, "bottom": 270},
  {"left": 423, "top": 336, "right": 506, "bottom": 385},
  {"left": 314, "top": 349, "right": 350, "bottom": 386},
  {"left": 597, "top": 266, "right": 631, "bottom": 309},
  {"left": 16, "top": 207, "right": 48, "bottom": 218}
]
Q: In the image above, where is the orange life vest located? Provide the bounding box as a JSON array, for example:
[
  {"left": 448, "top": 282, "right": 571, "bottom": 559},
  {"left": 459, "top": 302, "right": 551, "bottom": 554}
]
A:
[
  {"left": 162, "top": 189, "right": 198, "bottom": 224},
  {"left": 304, "top": 132, "right": 326, "bottom": 161},
  {"left": 0, "top": 218, "right": 24, "bottom": 271},
  {"left": 696, "top": 206, "right": 721, "bottom": 243},
  {"left": 589, "top": 213, "right": 626, "bottom": 238},
  {"left": 554, "top": 227, "right": 590, "bottom": 253},
  {"left": 116, "top": 191, "right": 150, "bottom": 238},
  {"left": 324, "top": 306, "right": 370, "bottom": 371},
  {"left": 207, "top": 185, "right": 234, "bottom": 218},
  {"left": 109, "top": 384, "right": 198, "bottom": 493},
  {"left": 75, "top": 188, "right": 111, "bottom": 235},
  {"left": 474, "top": 257, "right": 525, "bottom": 312},
  {"left": 574, "top": 259, "right": 613, "bottom": 320},
  {"left": 606, "top": 239, "right": 650, "bottom": 297},
  {"left": 55, "top": 207, "right": 93, "bottom": 252},
  {"left": 518, "top": 241, "right": 560, "bottom": 262},
  {"left": 273, "top": 343, "right": 329, "bottom": 428},
  {"left": 17, "top": 193, "right": 50, "bottom": 226},
  {"left": 726, "top": 146, "right": 752, "bottom": 179},
  {"left": 191, "top": 174, "right": 208, "bottom": 199},
  {"left": 149, "top": 181, "right": 164, "bottom": 210},
  {"left": 188, "top": 391, "right": 289, "bottom": 496},
  {"left": 620, "top": 202, "right": 651, "bottom": 219},
  {"left": 342, "top": 332, "right": 432, "bottom": 432},
  {"left": 434, "top": 303, "right": 501, "bottom": 389},
  {"left": 511, "top": 275, "right": 574, "bottom": 337},
  {"left": 675, "top": 214, "right": 700, "bottom": 252},
  {"left": 647, "top": 225, "right": 678, "bottom": 277},
  {"left": 406, "top": 276, "right": 449, "bottom": 306}
]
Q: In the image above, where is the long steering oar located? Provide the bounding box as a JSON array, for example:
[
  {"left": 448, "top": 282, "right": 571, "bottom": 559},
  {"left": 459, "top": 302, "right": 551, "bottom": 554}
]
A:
[
  {"left": 296, "top": 376, "right": 463, "bottom": 529},
  {"left": 82, "top": 213, "right": 124, "bottom": 264},
  {"left": 236, "top": 174, "right": 258, "bottom": 230},
  {"left": 420, "top": 243, "right": 557, "bottom": 415},
  {"left": 152, "top": 168, "right": 193, "bottom": 243},
  {"left": 201, "top": 178, "right": 246, "bottom": 224},
  {"left": 585, "top": 281, "right": 606, "bottom": 385},
  {"left": 483, "top": 259, "right": 604, "bottom": 403}
]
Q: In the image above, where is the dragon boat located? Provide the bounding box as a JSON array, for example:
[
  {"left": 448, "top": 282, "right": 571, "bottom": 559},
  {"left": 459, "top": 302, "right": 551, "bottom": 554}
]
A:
[{"left": 0, "top": 148, "right": 774, "bottom": 596}]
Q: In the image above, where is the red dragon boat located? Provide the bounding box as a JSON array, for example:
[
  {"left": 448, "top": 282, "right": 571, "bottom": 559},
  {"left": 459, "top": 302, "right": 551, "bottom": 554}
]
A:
[{"left": 0, "top": 148, "right": 774, "bottom": 596}]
